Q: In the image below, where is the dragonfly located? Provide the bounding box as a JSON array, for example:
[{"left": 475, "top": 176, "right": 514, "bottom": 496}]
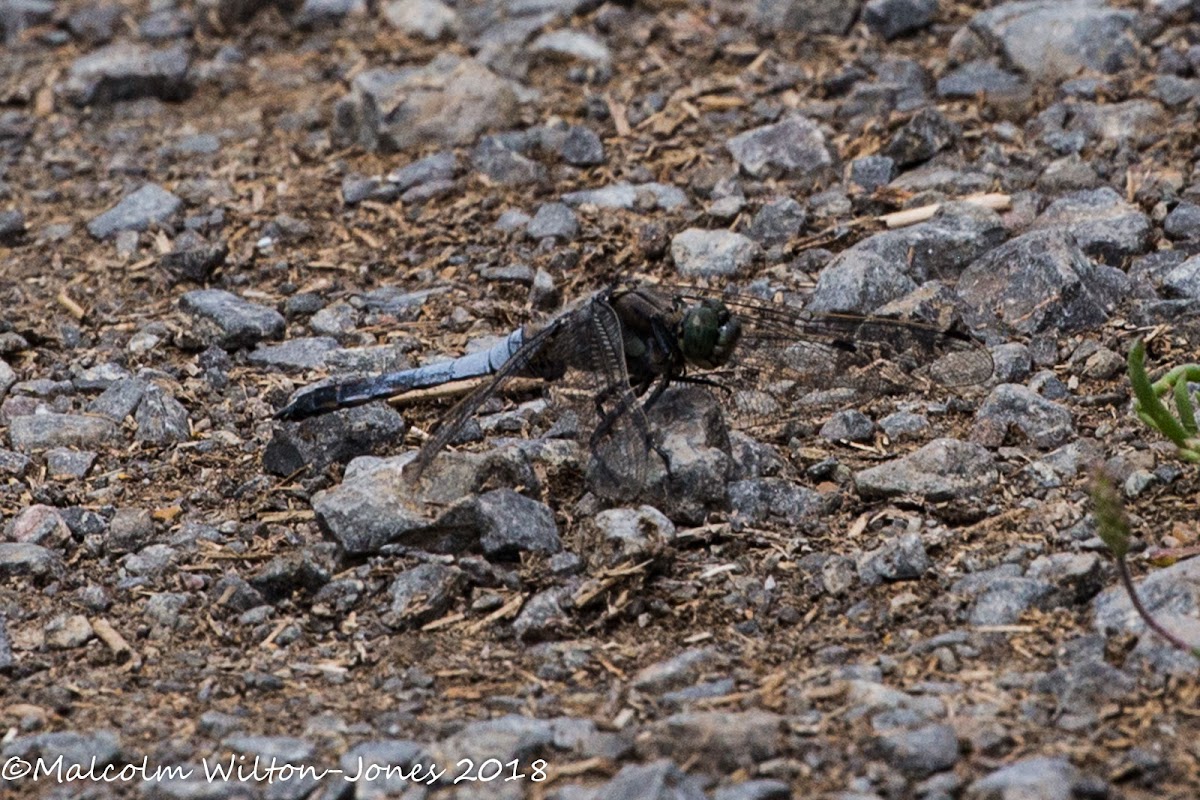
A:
[{"left": 275, "top": 284, "right": 994, "bottom": 497}]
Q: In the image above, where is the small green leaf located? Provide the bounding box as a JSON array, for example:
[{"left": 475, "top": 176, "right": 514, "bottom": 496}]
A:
[{"left": 1129, "top": 340, "right": 1192, "bottom": 448}]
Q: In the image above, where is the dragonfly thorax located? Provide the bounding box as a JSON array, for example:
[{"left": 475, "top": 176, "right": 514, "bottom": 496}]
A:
[{"left": 679, "top": 299, "right": 742, "bottom": 370}]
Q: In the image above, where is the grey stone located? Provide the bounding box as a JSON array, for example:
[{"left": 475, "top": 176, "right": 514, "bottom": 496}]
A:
[
  {"left": 826, "top": 202, "right": 1006, "bottom": 290},
  {"left": 972, "top": 383, "right": 1074, "bottom": 449},
  {"left": 1030, "top": 187, "right": 1151, "bottom": 265},
  {"left": 88, "top": 378, "right": 148, "bottom": 422},
  {"left": 333, "top": 54, "right": 522, "bottom": 152},
  {"left": 0, "top": 449, "right": 30, "bottom": 477},
  {"left": 526, "top": 202, "right": 578, "bottom": 241},
  {"left": 309, "top": 455, "right": 431, "bottom": 554},
  {"left": 0, "top": 542, "right": 62, "bottom": 579},
  {"left": 387, "top": 563, "right": 466, "bottom": 626},
  {"left": 857, "top": 533, "right": 931, "bottom": 584},
  {"left": 728, "top": 478, "right": 825, "bottom": 527},
  {"left": 178, "top": 289, "right": 286, "bottom": 350},
  {"left": 820, "top": 409, "right": 876, "bottom": 442},
  {"left": 855, "top": 438, "right": 997, "bottom": 502},
  {"left": 755, "top": 0, "right": 860, "bottom": 35},
  {"left": 808, "top": 248, "right": 916, "bottom": 313},
  {"left": 936, "top": 60, "right": 1025, "bottom": 99},
  {"left": 46, "top": 449, "right": 96, "bottom": 478},
  {"left": 560, "top": 125, "right": 605, "bottom": 166},
  {"left": 294, "top": 0, "right": 366, "bottom": 28},
  {"left": 340, "top": 175, "right": 398, "bottom": 205},
  {"left": 383, "top": 0, "right": 457, "bottom": 40},
  {"left": 387, "top": 151, "right": 457, "bottom": 190},
  {"left": 67, "top": 4, "right": 122, "bottom": 44},
  {"left": 1037, "top": 154, "right": 1101, "bottom": 193},
  {"left": 966, "top": 756, "right": 1082, "bottom": 800},
  {"left": 1153, "top": 74, "right": 1200, "bottom": 108},
  {"left": 967, "top": 1, "right": 1138, "bottom": 82},
  {"left": 87, "top": 184, "right": 183, "bottom": 240},
  {"left": 1093, "top": 556, "right": 1200, "bottom": 674},
  {"left": 1161, "top": 254, "right": 1200, "bottom": 300},
  {"left": 472, "top": 135, "right": 546, "bottom": 185},
  {"left": 632, "top": 647, "right": 721, "bottom": 693},
  {"left": 958, "top": 570, "right": 1056, "bottom": 625},
  {"left": 6, "top": 505, "right": 70, "bottom": 546},
  {"left": 644, "top": 711, "right": 785, "bottom": 773},
  {"left": 958, "top": 229, "right": 1124, "bottom": 334},
  {"left": 864, "top": 0, "right": 937, "bottom": 40},
  {"left": 134, "top": 385, "right": 190, "bottom": 445},
  {"left": 747, "top": 197, "right": 806, "bottom": 247},
  {"left": 0, "top": 614, "right": 11, "bottom": 671},
  {"left": 495, "top": 209, "right": 532, "bottom": 232},
  {"left": 512, "top": 586, "right": 572, "bottom": 642},
  {"left": 562, "top": 182, "right": 687, "bottom": 211},
  {"left": 0, "top": 0, "right": 54, "bottom": 43},
  {"left": 160, "top": 237, "right": 227, "bottom": 283},
  {"left": 139, "top": 8, "right": 193, "bottom": 40},
  {"left": 870, "top": 723, "right": 959, "bottom": 778},
  {"left": 0, "top": 359, "right": 14, "bottom": 399},
  {"left": 0, "top": 209, "right": 25, "bottom": 243},
  {"left": 248, "top": 337, "right": 340, "bottom": 371},
  {"left": 880, "top": 411, "right": 929, "bottom": 441},
  {"left": 1164, "top": 202, "right": 1200, "bottom": 241},
  {"left": 671, "top": 229, "right": 760, "bottom": 278},
  {"left": 635, "top": 387, "right": 733, "bottom": 523},
  {"left": 438, "top": 488, "right": 560, "bottom": 559},
  {"left": 62, "top": 42, "right": 191, "bottom": 106},
  {"left": 848, "top": 155, "right": 897, "bottom": 191},
  {"left": 9, "top": 413, "right": 121, "bottom": 451},
  {"left": 989, "top": 343, "right": 1032, "bottom": 383},
  {"left": 726, "top": 116, "right": 834, "bottom": 181},
  {"left": 3, "top": 730, "right": 121, "bottom": 771},
  {"left": 308, "top": 304, "right": 357, "bottom": 338},
  {"left": 1067, "top": 100, "right": 1167, "bottom": 148},
  {"left": 593, "top": 505, "right": 676, "bottom": 562},
  {"left": 884, "top": 107, "right": 960, "bottom": 167}
]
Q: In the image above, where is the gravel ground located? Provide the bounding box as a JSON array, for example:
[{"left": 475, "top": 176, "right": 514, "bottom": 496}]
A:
[{"left": 3, "top": 0, "right": 1200, "bottom": 798}]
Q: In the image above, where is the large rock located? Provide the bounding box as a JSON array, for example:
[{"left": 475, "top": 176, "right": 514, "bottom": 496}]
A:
[
  {"left": 333, "top": 54, "right": 523, "bottom": 152},
  {"left": 61, "top": 42, "right": 191, "bottom": 106},
  {"left": 1030, "top": 187, "right": 1151, "bottom": 265},
  {"left": 178, "top": 289, "right": 285, "bottom": 350},
  {"left": 726, "top": 116, "right": 834, "bottom": 182},
  {"left": 855, "top": 438, "right": 997, "bottom": 502},
  {"left": 8, "top": 413, "right": 121, "bottom": 451},
  {"left": 1093, "top": 557, "right": 1200, "bottom": 675},
  {"left": 957, "top": 229, "right": 1125, "bottom": 334},
  {"left": 809, "top": 202, "right": 1006, "bottom": 314},
  {"left": 754, "top": 0, "right": 860, "bottom": 35},
  {"left": 967, "top": 0, "right": 1139, "bottom": 82},
  {"left": 972, "top": 383, "right": 1075, "bottom": 448}
]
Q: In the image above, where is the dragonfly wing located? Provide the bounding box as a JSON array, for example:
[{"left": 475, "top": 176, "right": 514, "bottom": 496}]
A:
[
  {"left": 547, "top": 295, "right": 655, "bottom": 499},
  {"left": 672, "top": 289, "right": 993, "bottom": 424},
  {"left": 406, "top": 322, "right": 563, "bottom": 481}
]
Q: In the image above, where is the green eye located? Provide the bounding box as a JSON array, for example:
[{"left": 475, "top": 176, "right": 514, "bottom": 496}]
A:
[{"left": 681, "top": 300, "right": 741, "bottom": 368}]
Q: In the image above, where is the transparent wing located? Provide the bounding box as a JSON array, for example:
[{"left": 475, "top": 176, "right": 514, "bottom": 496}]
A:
[
  {"left": 569, "top": 296, "right": 654, "bottom": 500},
  {"left": 405, "top": 320, "right": 567, "bottom": 481},
  {"left": 672, "top": 288, "right": 994, "bottom": 423}
]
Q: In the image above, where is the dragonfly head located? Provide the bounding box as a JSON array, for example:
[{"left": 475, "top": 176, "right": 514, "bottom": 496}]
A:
[{"left": 679, "top": 299, "right": 742, "bottom": 369}]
